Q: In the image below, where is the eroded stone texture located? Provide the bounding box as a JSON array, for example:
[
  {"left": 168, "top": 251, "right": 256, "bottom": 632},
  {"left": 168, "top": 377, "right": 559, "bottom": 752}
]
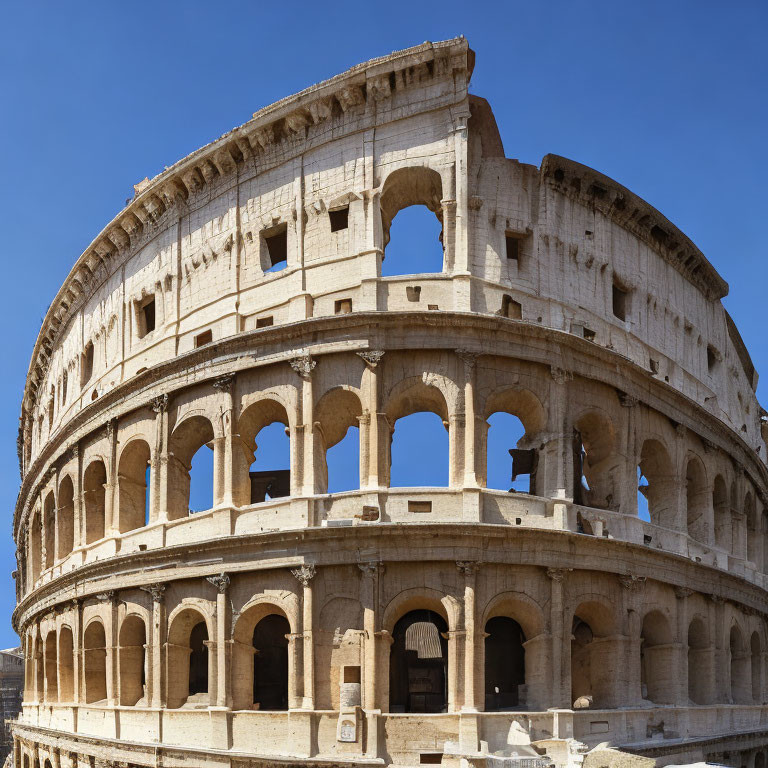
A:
[{"left": 11, "top": 37, "right": 768, "bottom": 768}]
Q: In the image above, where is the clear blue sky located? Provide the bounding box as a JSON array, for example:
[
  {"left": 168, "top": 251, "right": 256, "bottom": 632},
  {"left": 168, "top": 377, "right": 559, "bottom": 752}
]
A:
[{"left": 0, "top": 1, "right": 765, "bottom": 648}]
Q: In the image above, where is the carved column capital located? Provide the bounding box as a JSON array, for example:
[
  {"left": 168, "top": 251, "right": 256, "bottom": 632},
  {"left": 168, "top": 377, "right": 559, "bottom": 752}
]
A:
[
  {"left": 455, "top": 349, "right": 479, "bottom": 370},
  {"left": 95, "top": 590, "right": 117, "bottom": 603},
  {"left": 546, "top": 567, "right": 571, "bottom": 583},
  {"left": 356, "top": 350, "right": 385, "bottom": 367},
  {"left": 292, "top": 563, "right": 316, "bottom": 586},
  {"left": 357, "top": 562, "right": 384, "bottom": 578},
  {"left": 105, "top": 417, "right": 118, "bottom": 441},
  {"left": 212, "top": 374, "right": 236, "bottom": 393},
  {"left": 550, "top": 366, "right": 572, "bottom": 385},
  {"left": 290, "top": 354, "right": 316, "bottom": 380},
  {"left": 618, "top": 574, "right": 647, "bottom": 591},
  {"left": 151, "top": 394, "right": 169, "bottom": 413},
  {"left": 206, "top": 572, "right": 230, "bottom": 593},
  {"left": 141, "top": 583, "right": 166, "bottom": 603},
  {"left": 674, "top": 586, "right": 694, "bottom": 600},
  {"left": 618, "top": 392, "right": 639, "bottom": 408},
  {"left": 456, "top": 560, "right": 481, "bottom": 576}
]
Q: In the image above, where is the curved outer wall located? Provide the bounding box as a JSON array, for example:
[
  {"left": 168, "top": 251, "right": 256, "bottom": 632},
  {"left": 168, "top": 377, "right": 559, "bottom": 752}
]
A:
[{"left": 11, "top": 38, "right": 768, "bottom": 768}]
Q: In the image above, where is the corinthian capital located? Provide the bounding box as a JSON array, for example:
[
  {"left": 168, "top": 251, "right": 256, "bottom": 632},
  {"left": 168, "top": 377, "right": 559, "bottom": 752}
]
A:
[{"left": 292, "top": 563, "right": 316, "bottom": 586}]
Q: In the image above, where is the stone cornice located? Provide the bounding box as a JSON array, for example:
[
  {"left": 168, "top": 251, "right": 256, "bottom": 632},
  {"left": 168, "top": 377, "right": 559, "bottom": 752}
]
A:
[
  {"left": 21, "top": 37, "right": 473, "bottom": 413},
  {"left": 13, "top": 310, "right": 768, "bottom": 536},
  {"left": 13, "top": 521, "right": 768, "bottom": 633},
  {"left": 541, "top": 154, "right": 729, "bottom": 302}
]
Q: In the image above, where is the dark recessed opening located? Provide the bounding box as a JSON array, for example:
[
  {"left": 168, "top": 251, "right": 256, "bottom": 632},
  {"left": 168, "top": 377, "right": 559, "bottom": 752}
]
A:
[
  {"left": 195, "top": 330, "right": 213, "bottom": 348},
  {"left": 343, "top": 666, "right": 361, "bottom": 684},
  {"left": 81, "top": 342, "right": 94, "bottom": 386},
  {"left": 582, "top": 327, "right": 596, "bottom": 342},
  {"left": 420, "top": 754, "right": 443, "bottom": 765},
  {"left": 256, "top": 316, "right": 274, "bottom": 329},
  {"left": 707, "top": 345, "right": 719, "bottom": 374},
  {"left": 264, "top": 225, "right": 288, "bottom": 272},
  {"left": 505, "top": 233, "right": 520, "bottom": 261},
  {"left": 329, "top": 207, "right": 349, "bottom": 232},
  {"left": 142, "top": 299, "right": 156, "bottom": 335},
  {"left": 612, "top": 283, "right": 628, "bottom": 321},
  {"left": 501, "top": 295, "right": 522, "bottom": 320},
  {"left": 335, "top": 298, "right": 352, "bottom": 315}
]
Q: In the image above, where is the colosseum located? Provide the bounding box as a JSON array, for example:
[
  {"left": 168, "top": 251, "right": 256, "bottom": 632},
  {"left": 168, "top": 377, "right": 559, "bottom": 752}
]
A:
[{"left": 10, "top": 37, "right": 768, "bottom": 768}]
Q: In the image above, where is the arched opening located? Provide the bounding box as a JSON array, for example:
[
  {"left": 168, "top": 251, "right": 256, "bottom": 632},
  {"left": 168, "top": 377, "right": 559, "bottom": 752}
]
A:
[
  {"left": 238, "top": 400, "right": 291, "bottom": 505},
  {"left": 29, "top": 510, "right": 41, "bottom": 583},
  {"left": 380, "top": 167, "right": 444, "bottom": 277},
  {"left": 56, "top": 475, "right": 74, "bottom": 559},
  {"left": 638, "top": 440, "right": 677, "bottom": 528},
  {"left": 43, "top": 630, "right": 57, "bottom": 703},
  {"left": 570, "top": 601, "right": 618, "bottom": 708},
  {"left": 119, "top": 615, "right": 147, "bottom": 706},
  {"left": 751, "top": 632, "right": 762, "bottom": 703},
  {"left": 686, "top": 456, "right": 709, "bottom": 542},
  {"left": 730, "top": 625, "right": 750, "bottom": 704},
  {"left": 687, "top": 617, "right": 711, "bottom": 704},
  {"left": 83, "top": 620, "right": 107, "bottom": 704},
  {"left": 252, "top": 614, "right": 290, "bottom": 711},
  {"left": 168, "top": 416, "right": 215, "bottom": 520},
  {"left": 484, "top": 616, "right": 525, "bottom": 710},
  {"left": 117, "top": 439, "right": 151, "bottom": 533},
  {"left": 713, "top": 475, "right": 731, "bottom": 551},
  {"left": 166, "top": 609, "right": 209, "bottom": 708},
  {"left": 389, "top": 609, "right": 448, "bottom": 713},
  {"left": 486, "top": 413, "right": 529, "bottom": 493},
  {"left": 390, "top": 413, "right": 449, "bottom": 487},
  {"left": 745, "top": 491, "right": 759, "bottom": 565},
  {"left": 58, "top": 626, "right": 74, "bottom": 702},
  {"left": 43, "top": 492, "right": 55, "bottom": 569},
  {"left": 573, "top": 412, "right": 617, "bottom": 510},
  {"left": 641, "top": 611, "right": 675, "bottom": 704},
  {"left": 83, "top": 460, "right": 107, "bottom": 544},
  {"left": 315, "top": 388, "right": 362, "bottom": 493}
]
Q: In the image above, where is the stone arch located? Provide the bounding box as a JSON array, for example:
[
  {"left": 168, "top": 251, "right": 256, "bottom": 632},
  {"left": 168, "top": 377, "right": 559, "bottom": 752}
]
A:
[
  {"left": 58, "top": 624, "right": 74, "bottom": 702},
  {"left": 314, "top": 387, "right": 363, "bottom": 494},
  {"left": 83, "top": 619, "right": 107, "bottom": 704},
  {"left": 641, "top": 610, "right": 675, "bottom": 704},
  {"left": 83, "top": 459, "right": 107, "bottom": 544},
  {"left": 570, "top": 598, "right": 621, "bottom": 708},
  {"left": 168, "top": 414, "right": 216, "bottom": 520},
  {"left": 686, "top": 454, "right": 710, "bottom": 543},
  {"left": 713, "top": 474, "right": 731, "bottom": 551},
  {"left": 232, "top": 600, "right": 293, "bottom": 711},
  {"left": 573, "top": 409, "right": 618, "bottom": 510},
  {"left": 638, "top": 438, "right": 677, "bottom": 528},
  {"left": 43, "top": 629, "right": 57, "bottom": 703},
  {"left": 688, "top": 615, "right": 712, "bottom": 704},
  {"left": 731, "top": 623, "right": 750, "bottom": 704},
  {"left": 117, "top": 438, "right": 151, "bottom": 533},
  {"left": 483, "top": 601, "right": 532, "bottom": 711},
  {"left": 237, "top": 397, "right": 292, "bottom": 505},
  {"left": 56, "top": 474, "right": 74, "bottom": 559},
  {"left": 119, "top": 613, "right": 147, "bottom": 706},
  {"left": 166, "top": 605, "right": 212, "bottom": 708}
]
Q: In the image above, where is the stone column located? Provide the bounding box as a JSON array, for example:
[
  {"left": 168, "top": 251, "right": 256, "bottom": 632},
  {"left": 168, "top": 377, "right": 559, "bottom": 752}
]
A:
[
  {"left": 141, "top": 583, "right": 166, "bottom": 708},
  {"left": 72, "top": 444, "right": 83, "bottom": 549},
  {"left": 710, "top": 595, "right": 727, "bottom": 702},
  {"left": 101, "top": 591, "right": 118, "bottom": 707},
  {"left": 290, "top": 355, "right": 316, "bottom": 496},
  {"left": 672, "top": 424, "right": 689, "bottom": 533},
  {"left": 619, "top": 574, "right": 646, "bottom": 706},
  {"left": 292, "top": 564, "right": 316, "bottom": 709},
  {"left": 211, "top": 375, "right": 236, "bottom": 508},
  {"left": 542, "top": 367, "right": 573, "bottom": 501},
  {"left": 150, "top": 395, "right": 169, "bottom": 524},
  {"left": 358, "top": 562, "right": 382, "bottom": 710},
  {"left": 456, "top": 351, "right": 479, "bottom": 489},
  {"left": 207, "top": 573, "right": 231, "bottom": 708},
  {"left": 104, "top": 419, "right": 119, "bottom": 534},
  {"left": 450, "top": 105, "right": 472, "bottom": 312},
  {"left": 357, "top": 351, "right": 385, "bottom": 489},
  {"left": 286, "top": 633, "right": 303, "bottom": 710},
  {"left": 547, "top": 567, "right": 570, "bottom": 707},
  {"left": 618, "top": 394, "right": 639, "bottom": 517},
  {"left": 444, "top": 629, "right": 463, "bottom": 713},
  {"left": 675, "top": 586, "right": 693, "bottom": 705},
  {"left": 71, "top": 599, "right": 82, "bottom": 704},
  {"left": 457, "top": 561, "right": 480, "bottom": 710}
]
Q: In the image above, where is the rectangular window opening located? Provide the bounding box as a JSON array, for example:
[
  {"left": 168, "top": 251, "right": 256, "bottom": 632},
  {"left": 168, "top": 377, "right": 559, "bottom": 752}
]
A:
[
  {"left": 612, "top": 282, "right": 628, "bottom": 321},
  {"left": 505, "top": 233, "right": 520, "bottom": 261},
  {"left": 335, "top": 298, "right": 353, "bottom": 315},
  {"left": 256, "top": 315, "right": 274, "bottom": 329},
  {"left": 707, "top": 344, "right": 719, "bottom": 373},
  {"left": 329, "top": 206, "right": 349, "bottom": 232},
  {"left": 420, "top": 755, "right": 443, "bottom": 765},
  {"left": 81, "top": 342, "right": 94, "bottom": 387},
  {"left": 343, "top": 666, "right": 361, "bottom": 684},
  {"left": 142, "top": 298, "right": 156, "bottom": 334},
  {"left": 195, "top": 330, "right": 213, "bottom": 348},
  {"left": 408, "top": 500, "right": 432, "bottom": 514},
  {"left": 501, "top": 295, "right": 522, "bottom": 320},
  {"left": 264, "top": 224, "right": 288, "bottom": 272}
]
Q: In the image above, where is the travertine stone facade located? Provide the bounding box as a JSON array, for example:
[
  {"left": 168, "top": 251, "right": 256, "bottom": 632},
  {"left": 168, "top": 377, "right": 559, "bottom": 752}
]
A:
[{"left": 11, "top": 38, "right": 768, "bottom": 768}]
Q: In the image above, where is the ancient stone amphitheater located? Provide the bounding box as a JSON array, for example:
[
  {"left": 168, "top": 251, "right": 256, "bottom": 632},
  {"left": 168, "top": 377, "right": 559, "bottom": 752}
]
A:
[{"left": 11, "top": 37, "right": 768, "bottom": 768}]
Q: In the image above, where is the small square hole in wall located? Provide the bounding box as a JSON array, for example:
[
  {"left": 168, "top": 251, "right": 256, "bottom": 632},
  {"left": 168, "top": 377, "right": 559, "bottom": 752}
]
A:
[
  {"left": 408, "top": 500, "right": 432, "bottom": 514},
  {"left": 419, "top": 755, "right": 442, "bottom": 765},
  {"left": 406, "top": 285, "right": 422, "bottom": 302},
  {"left": 649, "top": 358, "right": 660, "bottom": 374},
  {"left": 343, "top": 666, "right": 361, "bottom": 684},
  {"left": 501, "top": 295, "right": 522, "bottom": 319},
  {"left": 335, "top": 298, "right": 353, "bottom": 315},
  {"left": 428, "top": 304, "right": 439, "bottom": 311},
  {"left": 329, "top": 206, "right": 349, "bottom": 232},
  {"left": 707, "top": 344, "right": 720, "bottom": 374},
  {"left": 195, "top": 330, "right": 213, "bottom": 348},
  {"left": 582, "top": 327, "right": 596, "bottom": 342},
  {"left": 256, "top": 315, "right": 274, "bottom": 329},
  {"left": 263, "top": 223, "right": 288, "bottom": 272}
]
